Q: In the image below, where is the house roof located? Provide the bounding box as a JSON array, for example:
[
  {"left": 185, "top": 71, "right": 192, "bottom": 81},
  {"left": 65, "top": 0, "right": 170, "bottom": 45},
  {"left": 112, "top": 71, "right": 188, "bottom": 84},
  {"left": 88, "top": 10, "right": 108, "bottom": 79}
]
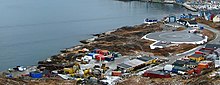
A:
[
  {"left": 205, "top": 44, "right": 220, "bottom": 50},
  {"left": 124, "top": 59, "right": 145, "bottom": 67},
  {"left": 117, "top": 63, "right": 132, "bottom": 69},
  {"left": 190, "top": 54, "right": 203, "bottom": 58},
  {"left": 186, "top": 61, "right": 198, "bottom": 66},
  {"left": 172, "top": 60, "right": 198, "bottom": 66},
  {"left": 145, "top": 71, "right": 169, "bottom": 75},
  {"left": 172, "top": 60, "right": 186, "bottom": 66},
  {"left": 118, "top": 59, "right": 145, "bottom": 69},
  {"left": 173, "top": 66, "right": 190, "bottom": 71}
]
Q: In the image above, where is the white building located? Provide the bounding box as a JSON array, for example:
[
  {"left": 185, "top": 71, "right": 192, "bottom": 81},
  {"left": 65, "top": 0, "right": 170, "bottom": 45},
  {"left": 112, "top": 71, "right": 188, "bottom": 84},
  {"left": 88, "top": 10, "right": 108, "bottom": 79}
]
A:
[{"left": 213, "top": 14, "right": 220, "bottom": 23}]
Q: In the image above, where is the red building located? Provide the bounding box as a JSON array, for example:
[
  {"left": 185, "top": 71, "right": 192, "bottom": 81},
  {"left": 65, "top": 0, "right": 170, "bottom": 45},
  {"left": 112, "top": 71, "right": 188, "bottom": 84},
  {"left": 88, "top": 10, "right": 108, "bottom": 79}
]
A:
[{"left": 143, "top": 71, "right": 171, "bottom": 78}]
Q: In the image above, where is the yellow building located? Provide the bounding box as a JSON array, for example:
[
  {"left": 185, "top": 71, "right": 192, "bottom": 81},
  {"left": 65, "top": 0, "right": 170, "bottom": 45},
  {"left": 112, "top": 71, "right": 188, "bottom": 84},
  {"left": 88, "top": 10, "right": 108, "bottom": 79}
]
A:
[{"left": 188, "top": 54, "right": 205, "bottom": 62}]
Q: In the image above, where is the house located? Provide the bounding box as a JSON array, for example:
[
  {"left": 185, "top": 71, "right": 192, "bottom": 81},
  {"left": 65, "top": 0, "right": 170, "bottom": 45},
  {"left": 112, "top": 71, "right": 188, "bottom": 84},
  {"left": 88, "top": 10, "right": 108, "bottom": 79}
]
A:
[
  {"left": 117, "top": 59, "right": 146, "bottom": 72},
  {"left": 137, "top": 56, "right": 157, "bottom": 65},
  {"left": 143, "top": 71, "right": 171, "bottom": 78},
  {"left": 186, "top": 20, "right": 199, "bottom": 28},
  {"left": 197, "top": 61, "right": 214, "bottom": 69},
  {"left": 188, "top": 54, "right": 205, "bottom": 62},
  {"left": 213, "top": 14, "right": 220, "bottom": 22}
]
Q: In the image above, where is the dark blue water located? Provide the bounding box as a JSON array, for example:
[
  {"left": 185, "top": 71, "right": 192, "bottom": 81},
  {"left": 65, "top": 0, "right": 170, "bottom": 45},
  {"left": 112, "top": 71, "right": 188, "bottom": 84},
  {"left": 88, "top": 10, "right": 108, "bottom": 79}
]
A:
[{"left": 0, "top": 0, "right": 192, "bottom": 70}]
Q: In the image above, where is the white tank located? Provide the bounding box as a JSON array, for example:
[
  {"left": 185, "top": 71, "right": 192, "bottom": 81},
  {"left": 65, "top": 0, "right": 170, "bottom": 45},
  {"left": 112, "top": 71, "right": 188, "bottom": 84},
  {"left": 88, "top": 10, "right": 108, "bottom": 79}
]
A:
[{"left": 164, "top": 64, "right": 173, "bottom": 71}]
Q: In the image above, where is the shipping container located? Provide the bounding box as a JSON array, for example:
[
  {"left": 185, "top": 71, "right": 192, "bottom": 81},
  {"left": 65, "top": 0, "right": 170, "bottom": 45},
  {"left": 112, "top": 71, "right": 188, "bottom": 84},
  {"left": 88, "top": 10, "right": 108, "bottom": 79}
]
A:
[
  {"left": 98, "top": 50, "right": 110, "bottom": 56},
  {"left": 95, "top": 54, "right": 105, "bottom": 61},
  {"left": 30, "top": 72, "right": 43, "bottom": 78},
  {"left": 112, "top": 71, "right": 122, "bottom": 76},
  {"left": 143, "top": 71, "right": 171, "bottom": 78}
]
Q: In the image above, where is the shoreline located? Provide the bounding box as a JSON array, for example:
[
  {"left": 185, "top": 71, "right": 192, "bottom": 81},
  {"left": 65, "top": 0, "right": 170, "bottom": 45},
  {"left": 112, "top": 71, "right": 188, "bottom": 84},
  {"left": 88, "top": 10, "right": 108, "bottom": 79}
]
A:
[
  {"left": 1, "top": 1, "right": 220, "bottom": 84},
  {"left": 139, "top": 0, "right": 198, "bottom": 12}
]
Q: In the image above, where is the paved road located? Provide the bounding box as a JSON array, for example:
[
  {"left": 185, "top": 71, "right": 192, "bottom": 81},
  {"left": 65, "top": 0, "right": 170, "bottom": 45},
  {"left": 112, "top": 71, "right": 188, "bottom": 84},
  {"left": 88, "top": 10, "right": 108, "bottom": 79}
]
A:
[{"left": 198, "top": 23, "right": 220, "bottom": 44}]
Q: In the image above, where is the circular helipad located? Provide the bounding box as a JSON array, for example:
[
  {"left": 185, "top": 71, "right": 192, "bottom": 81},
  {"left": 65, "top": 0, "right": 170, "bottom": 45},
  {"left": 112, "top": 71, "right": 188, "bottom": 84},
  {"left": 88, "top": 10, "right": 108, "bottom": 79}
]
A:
[{"left": 144, "top": 31, "right": 204, "bottom": 42}]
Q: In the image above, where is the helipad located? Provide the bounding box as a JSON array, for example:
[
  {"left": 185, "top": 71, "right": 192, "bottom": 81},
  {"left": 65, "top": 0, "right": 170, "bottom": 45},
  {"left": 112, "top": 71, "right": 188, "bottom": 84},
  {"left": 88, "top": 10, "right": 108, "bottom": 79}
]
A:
[{"left": 143, "top": 30, "right": 204, "bottom": 42}]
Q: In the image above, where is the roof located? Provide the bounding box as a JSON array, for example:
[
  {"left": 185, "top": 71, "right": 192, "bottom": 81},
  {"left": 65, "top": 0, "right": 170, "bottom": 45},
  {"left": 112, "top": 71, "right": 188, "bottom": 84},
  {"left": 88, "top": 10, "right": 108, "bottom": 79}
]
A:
[
  {"left": 123, "top": 59, "right": 146, "bottom": 67},
  {"left": 173, "top": 66, "right": 190, "bottom": 71},
  {"left": 137, "top": 56, "right": 154, "bottom": 62},
  {"left": 172, "top": 60, "right": 186, "bottom": 66},
  {"left": 205, "top": 44, "right": 220, "bottom": 50},
  {"left": 117, "top": 59, "right": 145, "bottom": 69},
  {"left": 190, "top": 54, "right": 203, "bottom": 58},
  {"left": 215, "top": 48, "right": 220, "bottom": 54},
  {"left": 186, "top": 61, "right": 198, "bottom": 66},
  {"left": 199, "top": 60, "right": 213, "bottom": 64},
  {"left": 188, "top": 21, "right": 197, "bottom": 24},
  {"left": 199, "top": 49, "right": 212, "bottom": 54},
  {"left": 117, "top": 63, "right": 132, "bottom": 69},
  {"left": 145, "top": 71, "right": 169, "bottom": 75},
  {"left": 173, "top": 60, "right": 198, "bottom": 66}
]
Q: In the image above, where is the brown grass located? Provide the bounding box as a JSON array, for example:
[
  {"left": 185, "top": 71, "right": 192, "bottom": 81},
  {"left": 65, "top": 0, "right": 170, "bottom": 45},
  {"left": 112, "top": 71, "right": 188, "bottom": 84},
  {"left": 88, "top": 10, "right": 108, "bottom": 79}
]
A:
[
  {"left": 176, "top": 27, "right": 186, "bottom": 31},
  {"left": 201, "top": 29, "right": 216, "bottom": 41},
  {"left": 196, "top": 17, "right": 220, "bottom": 30}
]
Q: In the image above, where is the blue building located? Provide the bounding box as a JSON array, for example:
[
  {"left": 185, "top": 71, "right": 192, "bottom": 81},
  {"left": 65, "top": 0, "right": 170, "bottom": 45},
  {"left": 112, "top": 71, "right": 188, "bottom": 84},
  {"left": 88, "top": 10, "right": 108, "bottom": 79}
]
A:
[{"left": 176, "top": 0, "right": 185, "bottom": 3}]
